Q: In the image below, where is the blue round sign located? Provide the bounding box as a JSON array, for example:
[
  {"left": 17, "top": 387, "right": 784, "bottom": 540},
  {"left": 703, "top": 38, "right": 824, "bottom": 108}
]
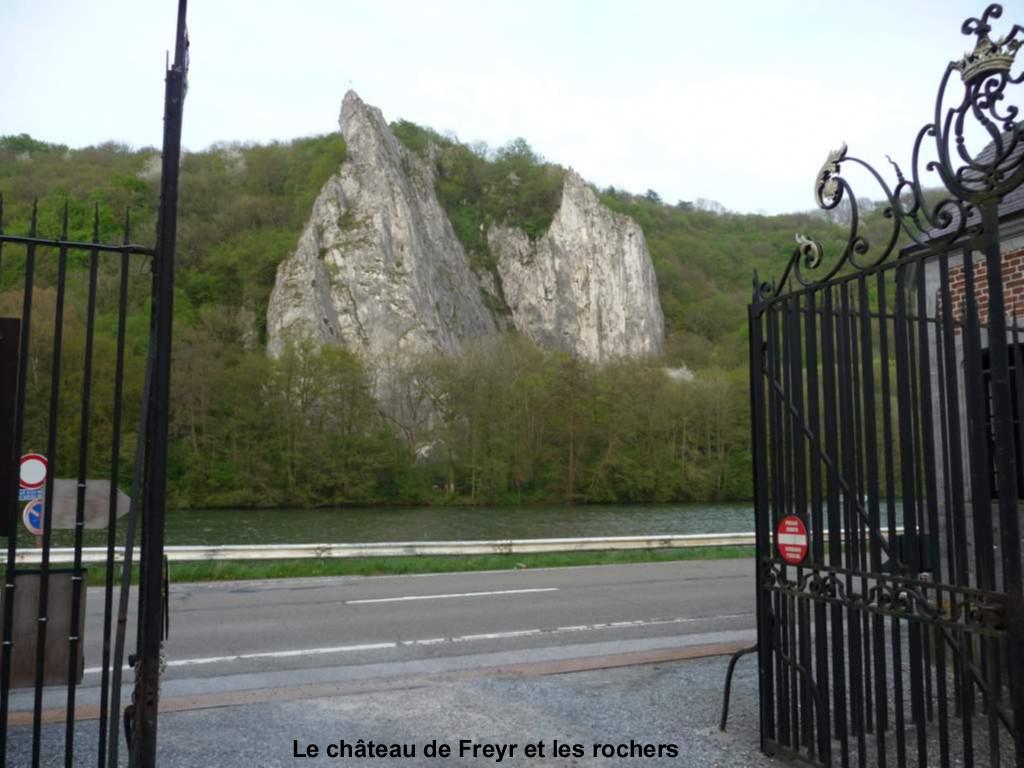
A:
[{"left": 23, "top": 499, "right": 44, "bottom": 535}]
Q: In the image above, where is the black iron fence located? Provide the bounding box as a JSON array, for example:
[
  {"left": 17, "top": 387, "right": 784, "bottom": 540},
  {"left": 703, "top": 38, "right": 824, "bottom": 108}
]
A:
[
  {"left": 0, "top": 2, "right": 187, "bottom": 766},
  {"left": 750, "top": 5, "right": 1024, "bottom": 767}
]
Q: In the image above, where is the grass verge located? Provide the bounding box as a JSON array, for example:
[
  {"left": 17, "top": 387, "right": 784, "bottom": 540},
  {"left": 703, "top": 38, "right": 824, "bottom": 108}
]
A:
[{"left": 85, "top": 546, "right": 754, "bottom": 585}]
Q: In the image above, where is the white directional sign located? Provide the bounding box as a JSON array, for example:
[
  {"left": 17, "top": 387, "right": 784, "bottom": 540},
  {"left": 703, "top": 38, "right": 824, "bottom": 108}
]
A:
[
  {"left": 19, "top": 453, "right": 47, "bottom": 490},
  {"left": 47, "top": 478, "right": 131, "bottom": 528}
]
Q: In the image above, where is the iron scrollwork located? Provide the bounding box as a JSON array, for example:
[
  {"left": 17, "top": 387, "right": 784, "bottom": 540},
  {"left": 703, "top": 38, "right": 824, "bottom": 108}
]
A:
[
  {"left": 758, "top": 4, "right": 1024, "bottom": 300},
  {"left": 760, "top": 561, "right": 1006, "bottom": 631}
]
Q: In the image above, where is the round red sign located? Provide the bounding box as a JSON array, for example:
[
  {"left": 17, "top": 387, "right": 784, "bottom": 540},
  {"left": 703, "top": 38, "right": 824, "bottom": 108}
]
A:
[
  {"left": 19, "top": 453, "right": 47, "bottom": 490},
  {"left": 777, "top": 515, "right": 808, "bottom": 565}
]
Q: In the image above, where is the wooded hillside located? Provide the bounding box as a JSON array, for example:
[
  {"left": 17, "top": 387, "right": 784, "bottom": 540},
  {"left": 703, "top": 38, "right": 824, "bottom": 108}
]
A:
[{"left": 0, "top": 129, "right": 886, "bottom": 507}]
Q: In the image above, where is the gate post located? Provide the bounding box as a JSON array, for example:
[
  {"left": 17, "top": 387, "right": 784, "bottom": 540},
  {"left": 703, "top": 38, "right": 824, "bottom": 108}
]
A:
[
  {"left": 748, "top": 287, "right": 774, "bottom": 752},
  {"left": 132, "top": 1, "right": 188, "bottom": 765}
]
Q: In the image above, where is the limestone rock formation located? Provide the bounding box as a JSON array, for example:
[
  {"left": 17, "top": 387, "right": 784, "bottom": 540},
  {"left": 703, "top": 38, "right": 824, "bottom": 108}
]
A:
[
  {"left": 266, "top": 91, "right": 497, "bottom": 362},
  {"left": 267, "top": 93, "right": 664, "bottom": 370},
  {"left": 488, "top": 170, "right": 664, "bottom": 363}
]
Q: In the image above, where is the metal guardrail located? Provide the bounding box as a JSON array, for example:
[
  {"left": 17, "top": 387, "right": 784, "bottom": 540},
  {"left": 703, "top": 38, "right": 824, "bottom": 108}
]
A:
[{"left": 16, "top": 532, "right": 758, "bottom": 565}]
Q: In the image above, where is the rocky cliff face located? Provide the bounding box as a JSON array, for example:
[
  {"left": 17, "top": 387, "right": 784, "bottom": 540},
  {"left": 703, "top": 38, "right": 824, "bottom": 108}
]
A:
[
  {"left": 267, "top": 93, "right": 664, "bottom": 367},
  {"left": 266, "top": 91, "right": 497, "bottom": 362},
  {"left": 489, "top": 170, "right": 664, "bottom": 363}
]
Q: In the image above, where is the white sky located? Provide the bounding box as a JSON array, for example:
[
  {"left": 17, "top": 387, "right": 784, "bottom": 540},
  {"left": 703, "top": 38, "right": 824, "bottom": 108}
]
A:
[{"left": 2, "top": 0, "right": 1022, "bottom": 213}]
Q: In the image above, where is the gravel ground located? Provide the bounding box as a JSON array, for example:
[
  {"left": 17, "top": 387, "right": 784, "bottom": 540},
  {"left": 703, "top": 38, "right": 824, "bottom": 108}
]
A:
[
  {"left": 8, "top": 655, "right": 779, "bottom": 767},
  {"left": 12, "top": 632, "right": 1014, "bottom": 767}
]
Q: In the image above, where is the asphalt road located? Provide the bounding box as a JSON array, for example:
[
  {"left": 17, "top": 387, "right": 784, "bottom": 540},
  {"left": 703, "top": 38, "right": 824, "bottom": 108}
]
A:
[{"left": 11, "top": 558, "right": 757, "bottom": 711}]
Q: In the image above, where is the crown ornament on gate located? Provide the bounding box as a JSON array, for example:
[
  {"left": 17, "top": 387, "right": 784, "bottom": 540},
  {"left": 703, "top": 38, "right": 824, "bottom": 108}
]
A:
[
  {"left": 955, "top": 4, "right": 1022, "bottom": 83},
  {"left": 756, "top": 4, "right": 1024, "bottom": 302}
]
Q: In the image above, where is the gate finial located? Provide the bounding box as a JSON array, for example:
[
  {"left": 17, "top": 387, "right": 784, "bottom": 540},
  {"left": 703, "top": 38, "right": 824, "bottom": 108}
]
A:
[
  {"left": 815, "top": 142, "right": 848, "bottom": 210},
  {"left": 758, "top": 4, "right": 1024, "bottom": 301},
  {"left": 955, "top": 4, "right": 1022, "bottom": 83}
]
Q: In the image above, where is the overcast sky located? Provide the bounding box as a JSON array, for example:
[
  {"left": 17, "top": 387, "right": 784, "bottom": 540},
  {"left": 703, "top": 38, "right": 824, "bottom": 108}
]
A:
[{"left": 2, "top": 1, "right": 1022, "bottom": 213}]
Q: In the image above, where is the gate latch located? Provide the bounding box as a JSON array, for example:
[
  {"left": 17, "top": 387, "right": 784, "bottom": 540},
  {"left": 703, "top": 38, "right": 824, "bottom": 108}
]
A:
[{"left": 966, "top": 599, "right": 1005, "bottom": 629}]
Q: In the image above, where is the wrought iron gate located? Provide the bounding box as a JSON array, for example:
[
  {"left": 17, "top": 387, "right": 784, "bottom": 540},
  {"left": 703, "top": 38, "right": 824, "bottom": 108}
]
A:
[
  {"left": 750, "top": 5, "right": 1024, "bottom": 767},
  {"left": 0, "top": 2, "right": 187, "bottom": 765}
]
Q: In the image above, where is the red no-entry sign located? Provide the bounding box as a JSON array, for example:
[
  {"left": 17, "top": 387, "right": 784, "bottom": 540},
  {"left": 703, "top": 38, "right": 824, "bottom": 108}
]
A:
[{"left": 777, "top": 515, "right": 808, "bottom": 565}]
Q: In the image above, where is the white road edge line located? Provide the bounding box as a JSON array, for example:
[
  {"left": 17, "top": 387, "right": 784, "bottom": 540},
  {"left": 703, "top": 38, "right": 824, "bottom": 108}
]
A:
[
  {"left": 82, "top": 612, "right": 754, "bottom": 675},
  {"left": 345, "top": 587, "right": 558, "bottom": 605}
]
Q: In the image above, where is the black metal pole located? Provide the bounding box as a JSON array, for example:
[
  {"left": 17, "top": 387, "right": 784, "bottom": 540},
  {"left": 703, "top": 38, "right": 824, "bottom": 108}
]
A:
[
  {"left": 0, "top": 201, "right": 34, "bottom": 767},
  {"left": 32, "top": 203, "right": 70, "bottom": 768},
  {"left": 748, "top": 293, "right": 773, "bottom": 752},
  {"left": 63, "top": 206, "right": 101, "bottom": 766},
  {"left": 132, "top": 1, "right": 187, "bottom": 764}
]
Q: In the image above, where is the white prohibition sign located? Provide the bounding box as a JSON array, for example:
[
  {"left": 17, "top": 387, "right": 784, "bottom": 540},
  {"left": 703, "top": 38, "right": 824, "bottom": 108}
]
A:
[{"left": 19, "top": 453, "right": 47, "bottom": 490}]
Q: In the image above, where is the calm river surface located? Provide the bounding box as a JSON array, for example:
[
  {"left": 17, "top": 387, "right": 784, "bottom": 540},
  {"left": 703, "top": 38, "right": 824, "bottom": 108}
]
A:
[
  {"left": 25, "top": 502, "right": 761, "bottom": 548},
  {"left": 159, "top": 502, "right": 757, "bottom": 546},
  {"left": 31, "top": 500, "right": 908, "bottom": 548}
]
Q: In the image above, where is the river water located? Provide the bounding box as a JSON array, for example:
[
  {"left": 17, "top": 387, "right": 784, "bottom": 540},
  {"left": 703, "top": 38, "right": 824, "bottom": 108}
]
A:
[
  {"left": 159, "top": 502, "right": 757, "bottom": 545},
  {"left": 25, "top": 500, "right": 909, "bottom": 548},
  {"left": 33, "top": 502, "right": 754, "bottom": 548}
]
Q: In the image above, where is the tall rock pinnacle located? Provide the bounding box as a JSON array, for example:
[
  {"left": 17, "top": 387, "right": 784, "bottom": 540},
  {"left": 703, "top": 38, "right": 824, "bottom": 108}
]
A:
[
  {"left": 266, "top": 91, "right": 496, "bottom": 363},
  {"left": 488, "top": 169, "right": 664, "bottom": 363}
]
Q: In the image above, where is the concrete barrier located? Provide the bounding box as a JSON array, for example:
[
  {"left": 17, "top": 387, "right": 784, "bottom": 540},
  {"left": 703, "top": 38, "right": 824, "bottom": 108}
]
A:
[{"left": 15, "top": 532, "right": 757, "bottom": 565}]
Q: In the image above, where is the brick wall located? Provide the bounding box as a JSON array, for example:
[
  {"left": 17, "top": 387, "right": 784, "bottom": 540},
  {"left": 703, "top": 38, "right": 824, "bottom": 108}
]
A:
[{"left": 943, "top": 247, "right": 1024, "bottom": 327}]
